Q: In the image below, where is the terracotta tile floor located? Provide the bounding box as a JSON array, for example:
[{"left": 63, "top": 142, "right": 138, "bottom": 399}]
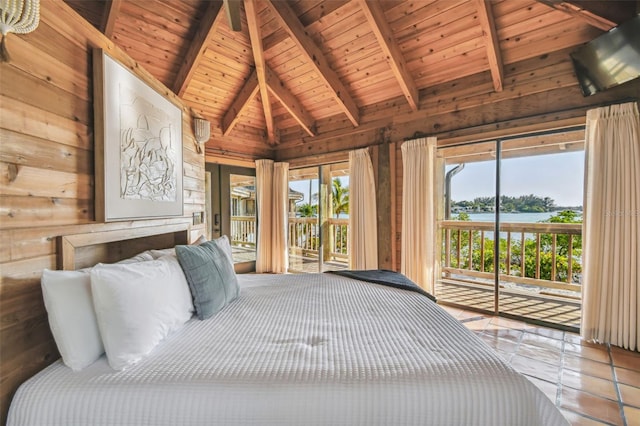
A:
[{"left": 441, "top": 305, "right": 640, "bottom": 426}]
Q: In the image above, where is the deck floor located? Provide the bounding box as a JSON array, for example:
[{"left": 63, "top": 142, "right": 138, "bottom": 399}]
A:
[{"left": 436, "top": 279, "right": 581, "bottom": 329}]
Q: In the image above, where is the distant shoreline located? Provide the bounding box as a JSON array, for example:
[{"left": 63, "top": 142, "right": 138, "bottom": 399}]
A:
[{"left": 458, "top": 211, "right": 583, "bottom": 223}]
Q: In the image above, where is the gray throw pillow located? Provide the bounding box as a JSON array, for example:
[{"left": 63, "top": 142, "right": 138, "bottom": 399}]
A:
[{"left": 175, "top": 240, "right": 239, "bottom": 320}]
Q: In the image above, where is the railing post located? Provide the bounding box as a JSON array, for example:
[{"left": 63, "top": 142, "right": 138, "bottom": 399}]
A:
[
  {"left": 567, "top": 234, "right": 573, "bottom": 283},
  {"left": 551, "top": 234, "right": 557, "bottom": 281},
  {"left": 506, "top": 232, "right": 511, "bottom": 276},
  {"left": 520, "top": 231, "right": 525, "bottom": 278}
]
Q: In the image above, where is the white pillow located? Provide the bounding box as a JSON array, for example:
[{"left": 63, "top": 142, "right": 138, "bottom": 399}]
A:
[
  {"left": 41, "top": 269, "right": 104, "bottom": 371},
  {"left": 91, "top": 256, "right": 194, "bottom": 370},
  {"left": 214, "top": 235, "right": 234, "bottom": 264},
  {"left": 117, "top": 250, "right": 154, "bottom": 264},
  {"left": 149, "top": 247, "right": 175, "bottom": 259}
]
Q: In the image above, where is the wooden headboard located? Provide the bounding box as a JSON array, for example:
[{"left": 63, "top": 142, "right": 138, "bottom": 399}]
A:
[{"left": 57, "top": 223, "right": 190, "bottom": 270}]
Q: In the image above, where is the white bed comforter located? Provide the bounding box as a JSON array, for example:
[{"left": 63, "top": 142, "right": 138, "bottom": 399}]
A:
[{"left": 8, "top": 273, "right": 568, "bottom": 425}]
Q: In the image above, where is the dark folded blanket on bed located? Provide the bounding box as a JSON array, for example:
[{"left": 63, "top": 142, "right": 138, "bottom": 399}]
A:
[{"left": 326, "top": 270, "right": 436, "bottom": 302}]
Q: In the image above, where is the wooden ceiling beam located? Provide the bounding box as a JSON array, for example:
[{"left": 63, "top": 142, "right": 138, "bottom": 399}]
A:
[
  {"left": 221, "top": 69, "right": 260, "bottom": 136},
  {"left": 223, "top": 0, "right": 242, "bottom": 31},
  {"left": 262, "top": 1, "right": 349, "bottom": 52},
  {"left": 244, "top": 0, "right": 276, "bottom": 144},
  {"left": 172, "top": 1, "right": 224, "bottom": 97},
  {"left": 101, "top": 0, "right": 122, "bottom": 39},
  {"left": 265, "top": 65, "right": 316, "bottom": 137},
  {"left": 358, "top": 0, "right": 418, "bottom": 111},
  {"left": 535, "top": 0, "right": 621, "bottom": 31},
  {"left": 475, "top": 0, "right": 504, "bottom": 92},
  {"left": 266, "top": 0, "right": 360, "bottom": 127}
]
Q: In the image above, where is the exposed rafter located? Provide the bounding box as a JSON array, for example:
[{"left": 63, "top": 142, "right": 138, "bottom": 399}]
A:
[
  {"left": 101, "top": 0, "right": 122, "bottom": 39},
  {"left": 172, "top": 1, "right": 224, "bottom": 97},
  {"left": 358, "top": 0, "right": 418, "bottom": 111},
  {"left": 244, "top": 0, "right": 276, "bottom": 144},
  {"left": 536, "top": 0, "right": 618, "bottom": 31},
  {"left": 222, "top": 69, "right": 259, "bottom": 136},
  {"left": 265, "top": 65, "right": 316, "bottom": 137},
  {"left": 262, "top": 1, "right": 348, "bottom": 52},
  {"left": 475, "top": 0, "right": 504, "bottom": 92},
  {"left": 266, "top": 0, "right": 360, "bottom": 127},
  {"left": 224, "top": 0, "right": 242, "bottom": 32}
]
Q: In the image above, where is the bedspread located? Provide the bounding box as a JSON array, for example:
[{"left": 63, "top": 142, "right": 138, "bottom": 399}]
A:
[{"left": 8, "top": 273, "right": 567, "bottom": 426}]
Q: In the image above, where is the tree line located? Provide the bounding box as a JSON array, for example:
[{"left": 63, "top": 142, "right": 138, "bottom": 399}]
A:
[{"left": 452, "top": 194, "right": 556, "bottom": 213}]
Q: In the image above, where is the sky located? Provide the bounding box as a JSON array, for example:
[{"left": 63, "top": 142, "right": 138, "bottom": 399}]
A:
[
  {"left": 287, "top": 150, "right": 585, "bottom": 209},
  {"left": 448, "top": 150, "right": 585, "bottom": 207}
]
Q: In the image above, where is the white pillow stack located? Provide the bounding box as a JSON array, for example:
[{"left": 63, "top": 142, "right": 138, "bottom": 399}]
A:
[{"left": 41, "top": 250, "right": 195, "bottom": 371}]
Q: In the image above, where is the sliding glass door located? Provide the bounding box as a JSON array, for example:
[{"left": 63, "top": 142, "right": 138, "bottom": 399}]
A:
[
  {"left": 288, "top": 162, "right": 350, "bottom": 273},
  {"left": 436, "top": 130, "right": 584, "bottom": 330}
]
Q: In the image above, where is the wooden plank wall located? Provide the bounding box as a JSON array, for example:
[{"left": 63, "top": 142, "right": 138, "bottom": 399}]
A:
[{"left": 0, "top": 1, "right": 208, "bottom": 421}]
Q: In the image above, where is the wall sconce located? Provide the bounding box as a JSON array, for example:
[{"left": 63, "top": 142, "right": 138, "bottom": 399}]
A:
[
  {"left": 0, "top": 0, "right": 40, "bottom": 63},
  {"left": 193, "top": 117, "right": 211, "bottom": 154}
]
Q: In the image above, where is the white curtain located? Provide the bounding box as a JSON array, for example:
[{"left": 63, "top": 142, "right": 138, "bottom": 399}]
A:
[
  {"left": 401, "top": 137, "right": 438, "bottom": 293},
  {"left": 349, "top": 148, "right": 378, "bottom": 269},
  {"left": 255, "top": 159, "right": 289, "bottom": 273},
  {"left": 272, "top": 162, "right": 289, "bottom": 273},
  {"left": 255, "top": 159, "right": 274, "bottom": 273},
  {"left": 582, "top": 102, "right": 640, "bottom": 351}
]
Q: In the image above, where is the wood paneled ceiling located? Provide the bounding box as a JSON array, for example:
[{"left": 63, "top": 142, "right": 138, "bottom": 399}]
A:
[{"left": 64, "top": 0, "right": 638, "bottom": 159}]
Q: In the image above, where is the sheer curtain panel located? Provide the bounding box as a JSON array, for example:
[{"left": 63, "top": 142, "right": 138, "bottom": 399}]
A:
[
  {"left": 401, "top": 137, "right": 438, "bottom": 293},
  {"left": 348, "top": 148, "right": 378, "bottom": 269},
  {"left": 582, "top": 101, "right": 639, "bottom": 351},
  {"left": 255, "top": 159, "right": 274, "bottom": 273}
]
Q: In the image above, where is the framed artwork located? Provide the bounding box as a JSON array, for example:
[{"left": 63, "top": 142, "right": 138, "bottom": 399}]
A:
[{"left": 93, "top": 49, "right": 183, "bottom": 222}]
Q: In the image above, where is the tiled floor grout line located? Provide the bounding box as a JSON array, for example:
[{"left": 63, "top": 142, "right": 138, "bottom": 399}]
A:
[
  {"left": 556, "top": 337, "right": 617, "bottom": 426},
  {"left": 609, "top": 344, "right": 628, "bottom": 426},
  {"left": 556, "top": 332, "right": 565, "bottom": 408}
]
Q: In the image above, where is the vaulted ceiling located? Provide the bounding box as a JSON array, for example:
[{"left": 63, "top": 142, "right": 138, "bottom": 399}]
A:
[{"left": 64, "top": 0, "right": 638, "bottom": 159}]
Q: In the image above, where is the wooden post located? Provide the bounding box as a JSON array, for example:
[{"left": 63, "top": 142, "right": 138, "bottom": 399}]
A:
[
  {"left": 320, "top": 164, "right": 332, "bottom": 267},
  {"left": 375, "top": 143, "right": 394, "bottom": 269}
]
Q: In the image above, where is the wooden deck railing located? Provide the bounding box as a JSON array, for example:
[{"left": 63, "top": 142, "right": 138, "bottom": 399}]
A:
[
  {"left": 440, "top": 220, "right": 582, "bottom": 294},
  {"left": 230, "top": 216, "right": 256, "bottom": 247},
  {"left": 288, "top": 217, "right": 348, "bottom": 261},
  {"left": 229, "top": 216, "right": 349, "bottom": 263}
]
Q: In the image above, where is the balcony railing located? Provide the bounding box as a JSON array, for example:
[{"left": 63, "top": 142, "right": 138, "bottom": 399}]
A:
[
  {"left": 230, "top": 216, "right": 256, "bottom": 247},
  {"left": 288, "top": 217, "right": 348, "bottom": 262},
  {"left": 440, "top": 220, "right": 582, "bottom": 296},
  {"left": 229, "top": 216, "right": 349, "bottom": 263}
]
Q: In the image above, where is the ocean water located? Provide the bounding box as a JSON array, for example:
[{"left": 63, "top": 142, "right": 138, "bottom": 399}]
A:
[
  {"left": 452, "top": 211, "right": 583, "bottom": 243},
  {"left": 464, "top": 211, "right": 559, "bottom": 223}
]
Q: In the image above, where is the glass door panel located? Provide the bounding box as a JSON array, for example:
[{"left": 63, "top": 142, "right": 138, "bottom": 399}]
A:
[
  {"left": 437, "top": 141, "right": 497, "bottom": 313},
  {"left": 229, "top": 173, "right": 257, "bottom": 263},
  {"left": 288, "top": 166, "right": 320, "bottom": 272},
  {"left": 498, "top": 138, "right": 584, "bottom": 329},
  {"left": 321, "top": 162, "right": 350, "bottom": 272},
  {"left": 288, "top": 162, "right": 350, "bottom": 273}
]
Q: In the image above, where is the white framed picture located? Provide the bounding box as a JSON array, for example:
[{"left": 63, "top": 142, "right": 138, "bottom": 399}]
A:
[{"left": 93, "top": 49, "right": 183, "bottom": 222}]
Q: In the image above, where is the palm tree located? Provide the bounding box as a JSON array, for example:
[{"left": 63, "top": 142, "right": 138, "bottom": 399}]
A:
[
  {"left": 332, "top": 178, "right": 349, "bottom": 218},
  {"left": 296, "top": 203, "right": 317, "bottom": 217}
]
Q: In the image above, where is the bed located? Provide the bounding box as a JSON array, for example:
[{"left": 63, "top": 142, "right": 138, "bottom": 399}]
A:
[{"left": 7, "top": 228, "right": 568, "bottom": 426}]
